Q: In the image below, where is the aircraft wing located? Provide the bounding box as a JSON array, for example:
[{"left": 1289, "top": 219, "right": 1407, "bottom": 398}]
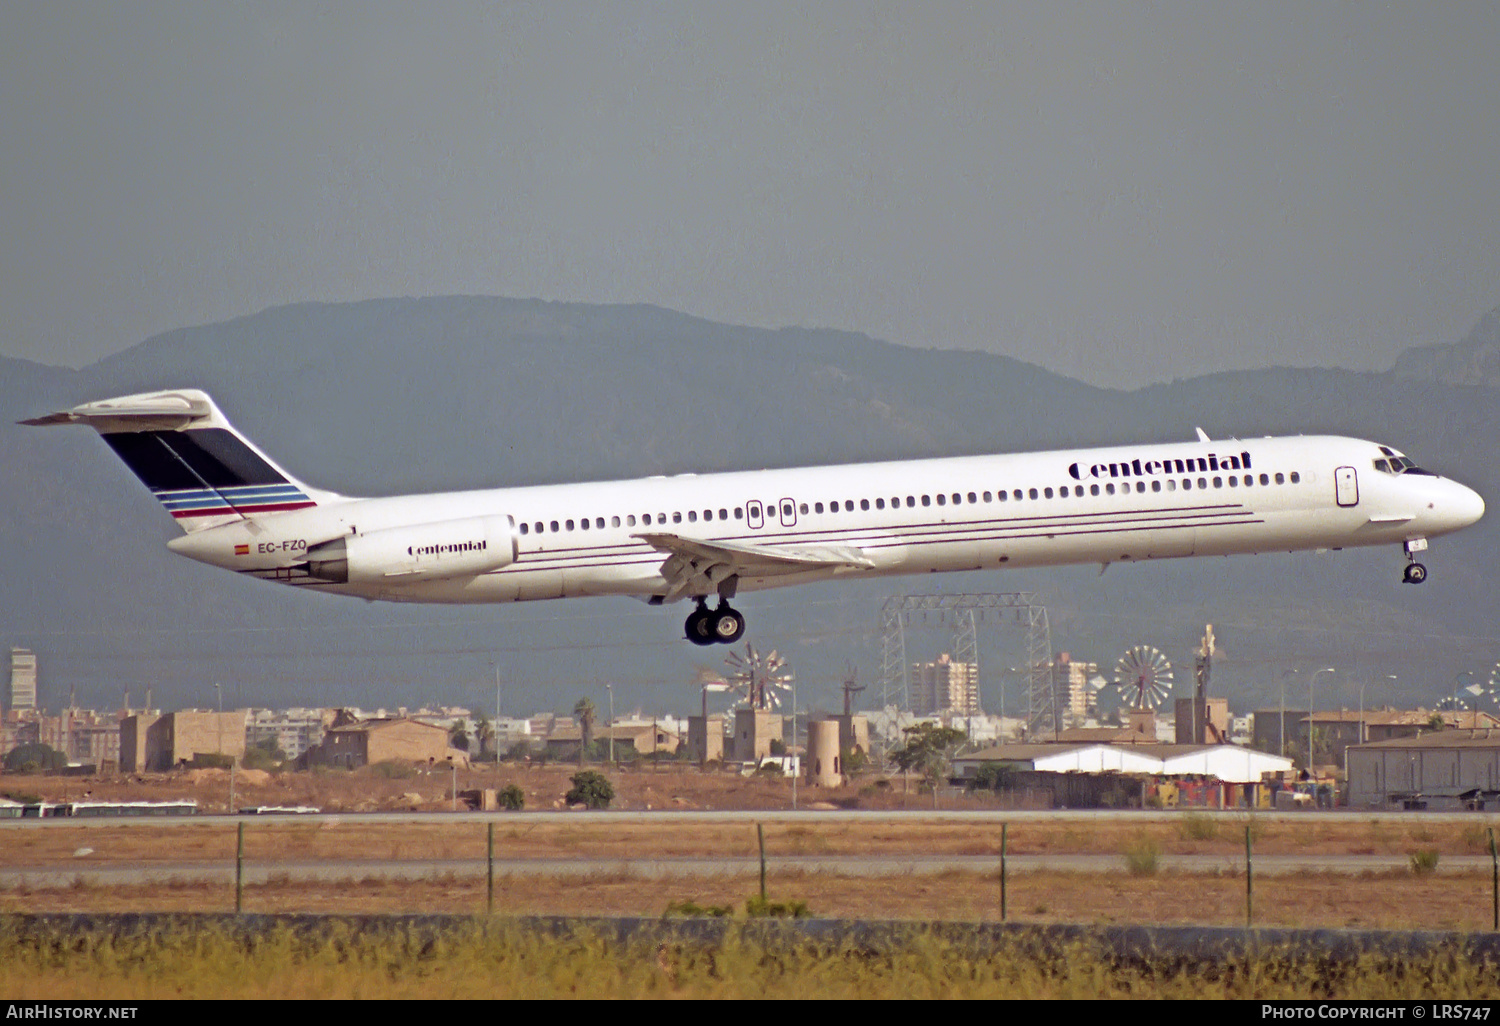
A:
[{"left": 633, "top": 532, "right": 875, "bottom": 601}]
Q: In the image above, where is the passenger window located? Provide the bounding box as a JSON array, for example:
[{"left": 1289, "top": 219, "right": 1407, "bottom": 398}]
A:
[
  {"left": 982, "top": 491, "right": 992, "bottom": 502},
  {"left": 1151, "top": 480, "right": 1161, "bottom": 492},
  {"left": 1166, "top": 480, "right": 1176, "bottom": 491},
  {"left": 1213, "top": 477, "right": 1223, "bottom": 488},
  {"left": 566, "top": 519, "right": 575, "bottom": 531},
  {"left": 719, "top": 509, "right": 728, "bottom": 520},
  {"left": 845, "top": 501, "right": 854, "bottom": 512},
  {"left": 687, "top": 511, "right": 696, "bottom": 522},
  {"left": 1198, "top": 478, "right": 1208, "bottom": 489},
  {"left": 876, "top": 498, "right": 885, "bottom": 509},
  {"left": 519, "top": 522, "right": 529, "bottom": 535},
  {"left": 550, "top": 521, "right": 559, "bottom": 533},
  {"left": 1274, "top": 474, "right": 1284, "bottom": 485},
  {"left": 611, "top": 516, "right": 620, "bottom": 528},
  {"left": 672, "top": 512, "right": 682, "bottom": 524},
  {"left": 860, "top": 499, "right": 870, "bottom": 511},
  {"left": 799, "top": 503, "right": 809, "bottom": 515},
  {"left": 535, "top": 522, "right": 544, "bottom": 534},
  {"left": 627, "top": 515, "right": 636, "bottom": 527},
  {"left": 1090, "top": 484, "right": 1099, "bottom": 496},
  {"left": 907, "top": 496, "right": 916, "bottom": 507},
  {"left": 1290, "top": 472, "right": 1301, "bottom": 483},
  {"left": 734, "top": 508, "right": 743, "bottom": 519},
  {"left": 1260, "top": 474, "right": 1269, "bottom": 485},
  {"left": 1106, "top": 484, "right": 1115, "bottom": 495},
  {"left": 1029, "top": 488, "right": 1039, "bottom": 500},
  {"left": 597, "top": 517, "right": 606, "bottom": 529},
  {"left": 1182, "top": 479, "right": 1191, "bottom": 490},
  {"left": 922, "top": 495, "right": 931, "bottom": 507},
  {"left": 1135, "top": 482, "right": 1145, "bottom": 493},
  {"left": 967, "top": 493, "right": 977, "bottom": 504},
  {"left": 936, "top": 494, "right": 946, "bottom": 506},
  {"left": 1044, "top": 487, "right": 1053, "bottom": 499},
  {"left": 952, "top": 493, "right": 962, "bottom": 505},
  {"left": 1013, "top": 490, "right": 1023, "bottom": 500},
  {"left": 815, "top": 502, "right": 824, "bottom": 514},
  {"left": 580, "top": 518, "right": 589, "bottom": 530},
  {"left": 1228, "top": 476, "right": 1237, "bottom": 487},
  {"left": 998, "top": 491, "right": 1007, "bottom": 502}
]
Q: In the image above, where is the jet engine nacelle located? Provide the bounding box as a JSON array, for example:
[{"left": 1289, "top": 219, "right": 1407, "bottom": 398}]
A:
[{"left": 305, "top": 515, "right": 517, "bottom": 584}]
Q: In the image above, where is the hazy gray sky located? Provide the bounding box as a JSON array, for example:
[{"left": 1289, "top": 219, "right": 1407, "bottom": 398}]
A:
[{"left": 3, "top": 2, "right": 1498, "bottom": 387}]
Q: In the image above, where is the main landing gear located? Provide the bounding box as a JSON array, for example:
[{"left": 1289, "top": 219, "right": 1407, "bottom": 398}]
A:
[
  {"left": 1402, "top": 538, "right": 1428, "bottom": 585},
  {"left": 685, "top": 599, "right": 746, "bottom": 646}
]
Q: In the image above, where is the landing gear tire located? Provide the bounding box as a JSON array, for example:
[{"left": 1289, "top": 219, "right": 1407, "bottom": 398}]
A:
[
  {"left": 709, "top": 606, "right": 746, "bottom": 644},
  {"left": 1403, "top": 562, "right": 1427, "bottom": 585},
  {"left": 685, "top": 606, "right": 716, "bottom": 646}
]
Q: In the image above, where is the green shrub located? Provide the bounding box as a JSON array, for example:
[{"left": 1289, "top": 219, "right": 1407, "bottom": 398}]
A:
[
  {"left": 2, "top": 743, "right": 67, "bottom": 774},
  {"left": 662, "top": 899, "right": 734, "bottom": 918},
  {"left": 1410, "top": 849, "right": 1440, "bottom": 875},
  {"left": 565, "top": 770, "right": 615, "bottom": 809},
  {"left": 745, "top": 895, "right": 811, "bottom": 918},
  {"left": 1179, "top": 813, "right": 1219, "bottom": 841},
  {"left": 370, "top": 760, "right": 415, "bottom": 780},
  {"left": 498, "top": 784, "right": 525, "bottom": 811},
  {"left": 1123, "top": 835, "right": 1161, "bottom": 876}
]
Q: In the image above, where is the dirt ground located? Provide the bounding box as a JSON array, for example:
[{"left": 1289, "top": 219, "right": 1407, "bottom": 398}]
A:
[{"left": 4, "top": 763, "right": 1499, "bottom": 930}]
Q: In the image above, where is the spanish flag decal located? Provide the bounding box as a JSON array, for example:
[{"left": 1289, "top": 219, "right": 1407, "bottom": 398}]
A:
[{"left": 234, "top": 544, "right": 250, "bottom": 556}]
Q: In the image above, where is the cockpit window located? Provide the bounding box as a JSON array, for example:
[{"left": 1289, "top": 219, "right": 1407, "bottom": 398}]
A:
[{"left": 1373, "top": 453, "right": 1434, "bottom": 476}]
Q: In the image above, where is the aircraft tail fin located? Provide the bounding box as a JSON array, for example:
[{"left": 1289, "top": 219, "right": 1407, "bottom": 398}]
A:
[{"left": 22, "top": 389, "right": 333, "bottom": 533}]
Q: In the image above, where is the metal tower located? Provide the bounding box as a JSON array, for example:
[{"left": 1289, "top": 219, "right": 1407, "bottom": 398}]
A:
[{"left": 879, "top": 593, "right": 1057, "bottom": 739}]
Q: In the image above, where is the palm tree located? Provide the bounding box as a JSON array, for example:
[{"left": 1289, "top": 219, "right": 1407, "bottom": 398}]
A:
[
  {"left": 448, "top": 718, "right": 471, "bottom": 753},
  {"left": 573, "top": 698, "right": 597, "bottom": 765}
]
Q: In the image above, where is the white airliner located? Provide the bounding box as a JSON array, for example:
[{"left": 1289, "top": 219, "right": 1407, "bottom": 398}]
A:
[{"left": 26, "top": 389, "right": 1485, "bottom": 645}]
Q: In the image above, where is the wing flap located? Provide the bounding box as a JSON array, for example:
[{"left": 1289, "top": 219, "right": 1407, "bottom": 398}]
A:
[{"left": 634, "top": 532, "right": 874, "bottom": 601}]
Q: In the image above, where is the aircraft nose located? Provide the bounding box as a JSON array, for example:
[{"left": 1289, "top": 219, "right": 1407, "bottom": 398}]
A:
[
  {"left": 1456, "top": 483, "right": 1486, "bottom": 527},
  {"left": 1433, "top": 479, "right": 1486, "bottom": 532}
]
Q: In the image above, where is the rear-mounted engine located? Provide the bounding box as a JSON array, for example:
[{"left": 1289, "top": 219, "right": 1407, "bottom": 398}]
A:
[{"left": 304, "top": 515, "right": 517, "bottom": 584}]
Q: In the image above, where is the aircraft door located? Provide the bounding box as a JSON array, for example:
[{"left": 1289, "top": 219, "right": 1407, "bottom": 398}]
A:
[
  {"left": 746, "top": 500, "right": 764, "bottom": 530},
  {"left": 778, "top": 498, "right": 798, "bottom": 528},
  {"left": 1335, "top": 466, "right": 1359, "bottom": 507}
]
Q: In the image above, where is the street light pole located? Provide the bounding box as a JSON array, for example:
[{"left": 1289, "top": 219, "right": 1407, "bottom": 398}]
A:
[
  {"left": 1310, "top": 667, "right": 1335, "bottom": 775},
  {"left": 605, "top": 684, "right": 614, "bottom": 764}
]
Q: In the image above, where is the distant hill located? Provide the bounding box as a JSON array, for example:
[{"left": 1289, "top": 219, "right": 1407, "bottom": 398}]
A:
[
  {"left": 1393, "top": 303, "right": 1500, "bottom": 388},
  {"left": 3, "top": 297, "right": 1496, "bottom": 717}
]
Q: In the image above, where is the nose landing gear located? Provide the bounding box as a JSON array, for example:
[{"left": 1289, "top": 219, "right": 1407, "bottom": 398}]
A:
[{"left": 1402, "top": 538, "right": 1428, "bottom": 585}]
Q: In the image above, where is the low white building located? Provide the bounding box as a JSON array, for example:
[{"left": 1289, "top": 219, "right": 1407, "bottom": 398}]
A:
[{"left": 953, "top": 742, "right": 1292, "bottom": 784}]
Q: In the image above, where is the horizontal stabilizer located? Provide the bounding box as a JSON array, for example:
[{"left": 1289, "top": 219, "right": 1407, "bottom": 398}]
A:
[{"left": 20, "top": 391, "right": 211, "bottom": 431}]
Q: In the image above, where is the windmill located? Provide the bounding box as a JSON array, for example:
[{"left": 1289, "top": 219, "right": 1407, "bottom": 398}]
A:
[
  {"left": 723, "top": 643, "right": 794, "bottom": 711},
  {"left": 841, "top": 662, "right": 866, "bottom": 717},
  {"left": 1112, "top": 645, "right": 1175, "bottom": 711}
]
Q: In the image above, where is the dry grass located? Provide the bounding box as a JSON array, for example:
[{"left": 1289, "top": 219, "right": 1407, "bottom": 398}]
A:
[
  {"left": 3, "top": 813, "right": 1496, "bottom": 867},
  {"left": 3, "top": 917, "right": 1495, "bottom": 1001},
  {"left": 3, "top": 866, "right": 1498, "bottom": 932}
]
